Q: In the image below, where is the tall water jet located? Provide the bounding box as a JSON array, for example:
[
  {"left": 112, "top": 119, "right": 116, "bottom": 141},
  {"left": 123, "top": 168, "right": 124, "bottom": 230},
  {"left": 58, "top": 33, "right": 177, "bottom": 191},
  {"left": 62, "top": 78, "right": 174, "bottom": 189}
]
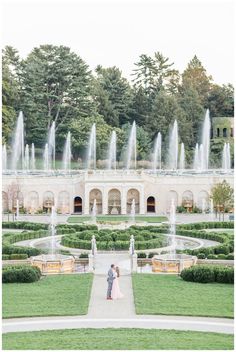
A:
[
  {"left": 48, "top": 121, "right": 56, "bottom": 170},
  {"left": 2, "top": 144, "right": 7, "bottom": 171},
  {"left": 199, "top": 144, "right": 204, "bottom": 170},
  {"left": 87, "top": 124, "right": 96, "bottom": 169},
  {"left": 222, "top": 143, "right": 231, "bottom": 171},
  {"left": 50, "top": 206, "right": 57, "bottom": 258},
  {"left": 168, "top": 120, "right": 178, "bottom": 170},
  {"left": 24, "top": 144, "right": 30, "bottom": 171},
  {"left": 43, "top": 143, "right": 49, "bottom": 171},
  {"left": 179, "top": 143, "right": 185, "bottom": 170},
  {"left": 169, "top": 199, "right": 177, "bottom": 259},
  {"left": 200, "top": 109, "right": 211, "bottom": 170},
  {"left": 11, "top": 111, "right": 24, "bottom": 170},
  {"left": 92, "top": 199, "right": 97, "bottom": 224},
  {"left": 31, "top": 143, "right": 35, "bottom": 170},
  {"left": 107, "top": 130, "right": 117, "bottom": 170},
  {"left": 63, "top": 132, "right": 72, "bottom": 171},
  {"left": 126, "top": 121, "right": 137, "bottom": 170},
  {"left": 193, "top": 143, "right": 199, "bottom": 170},
  {"left": 130, "top": 199, "right": 136, "bottom": 224},
  {"left": 153, "top": 132, "right": 162, "bottom": 171}
]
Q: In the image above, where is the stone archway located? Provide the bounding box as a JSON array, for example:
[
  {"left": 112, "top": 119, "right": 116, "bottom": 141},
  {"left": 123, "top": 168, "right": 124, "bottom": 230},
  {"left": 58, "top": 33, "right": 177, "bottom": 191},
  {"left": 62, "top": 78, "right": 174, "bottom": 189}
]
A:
[
  {"left": 27, "top": 191, "right": 39, "bottom": 214},
  {"left": 108, "top": 189, "right": 121, "bottom": 215},
  {"left": 43, "top": 191, "right": 54, "bottom": 213},
  {"left": 182, "top": 190, "right": 194, "bottom": 212},
  {"left": 74, "top": 196, "right": 82, "bottom": 213},
  {"left": 89, "top": 189, "right": 102, "bottom": 214},
  {"left": 167, "top": 191, "right": 178, "bottom": 212},
  {"left": 197, "top": 190, "right": 209, "bottom": 212},
  {"left": 147, "top": 196, "right": 155, "bottom": 213},
  {"left": 58, "top": 191, "right": 70, "bottom": 214},
  {"left": 127, "top": 189, "right": 140, "bottom": 214}
]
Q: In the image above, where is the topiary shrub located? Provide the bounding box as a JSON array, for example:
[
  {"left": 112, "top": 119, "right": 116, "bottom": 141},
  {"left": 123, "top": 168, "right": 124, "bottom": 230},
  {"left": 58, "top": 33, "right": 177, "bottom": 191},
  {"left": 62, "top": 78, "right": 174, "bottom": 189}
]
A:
[
  {"left": 2, "top": 265, "right": 41, "bottom": 283},
  {"left": 137, "top": 252, "right": 147, "bottom": 258},
  {"left": 148, "top": 252, "right": 158, "bottom": 258},
  {"left": 2, "top": 254, "right": 10, "bottom": 260},
  {"left": 226, "top": 254, "right": 234, "bottom": 260},
  {"left": 197, "top": 253, "right": 206, "bottom": 259},
  {"left": 79, "top": 253, "right": 89, "bottom": 258},
  {"left": 217, "top": 254, "right": 227, "bottom": 260}
]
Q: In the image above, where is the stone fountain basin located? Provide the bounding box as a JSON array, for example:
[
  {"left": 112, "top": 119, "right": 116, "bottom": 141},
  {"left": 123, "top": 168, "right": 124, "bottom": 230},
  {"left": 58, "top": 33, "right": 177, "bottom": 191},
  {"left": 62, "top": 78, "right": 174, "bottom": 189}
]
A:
[
  {"left": 31, "top": 254, "right": 75, "bottom": 275},
  {"left": 152, "top": 253, "right": 197, "bottom": 273}
]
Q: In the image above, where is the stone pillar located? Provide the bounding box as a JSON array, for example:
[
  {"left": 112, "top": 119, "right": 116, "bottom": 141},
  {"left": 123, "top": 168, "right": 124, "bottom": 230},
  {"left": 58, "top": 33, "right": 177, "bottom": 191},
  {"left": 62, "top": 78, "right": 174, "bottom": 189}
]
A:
[
  {"left": 131, "top": 253, "right": 138, "bottom": 273},
  {"left": 84, "top": 187, "right": 90, "bottom": 215},
  {"left": 121, "top": 188, "right": 127, "bottom": 215},
  {"left": 139, "top": 186, "right": 145, "bottom": 215},
  {"left": 103, "top": 189, "right": 108, "bottom": 215},
  {"left": 88, "top": 253, "right": 94, "bottom": 272}
]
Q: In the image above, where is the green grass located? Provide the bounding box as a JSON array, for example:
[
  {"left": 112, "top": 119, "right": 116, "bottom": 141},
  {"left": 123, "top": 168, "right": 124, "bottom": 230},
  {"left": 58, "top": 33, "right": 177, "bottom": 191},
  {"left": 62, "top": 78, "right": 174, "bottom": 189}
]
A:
[
  {"left": 3, "top": 274, "right": 93, "bottom": 318},
  {"left": 2, "top": 328, "right": 234, "bottom": 350},
  {"left": 132, "top": 274, "right": 234, "bottom": 318},
  {"left": 67, "top": 215, "right": 167, "bottom": 223}
]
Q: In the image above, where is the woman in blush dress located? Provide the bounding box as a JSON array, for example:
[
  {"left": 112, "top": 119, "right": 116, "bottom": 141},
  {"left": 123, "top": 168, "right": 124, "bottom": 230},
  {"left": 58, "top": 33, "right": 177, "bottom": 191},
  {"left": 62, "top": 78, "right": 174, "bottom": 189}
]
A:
[{"left": 111, "top": 266, "right": 124, "bottom": 300}]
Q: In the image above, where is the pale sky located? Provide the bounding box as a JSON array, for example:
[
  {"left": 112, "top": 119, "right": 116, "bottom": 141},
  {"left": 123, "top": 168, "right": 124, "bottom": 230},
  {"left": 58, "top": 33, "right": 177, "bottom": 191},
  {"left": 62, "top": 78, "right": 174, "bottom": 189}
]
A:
[{"left": 2, "top": 0, "right": 235, "bottom": 85}]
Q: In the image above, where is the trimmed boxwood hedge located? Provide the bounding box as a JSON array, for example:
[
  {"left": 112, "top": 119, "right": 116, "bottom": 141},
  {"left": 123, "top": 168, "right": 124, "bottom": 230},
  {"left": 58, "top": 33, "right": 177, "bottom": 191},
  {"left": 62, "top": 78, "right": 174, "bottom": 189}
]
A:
[
  {"left": 2, "top": 265, "right": 41, "bottom": 283},
  {"left": 2, "top": 229, "right": 49, "bottom": 258},
  {"left": 180, "top": 265, "right": 234, "bottom": 284},
  {"left": 61, "top": 228, "right": 167, "bottom": 251},
  {"left": 2, "top": 221, "right": 48, "bottom": 230}
]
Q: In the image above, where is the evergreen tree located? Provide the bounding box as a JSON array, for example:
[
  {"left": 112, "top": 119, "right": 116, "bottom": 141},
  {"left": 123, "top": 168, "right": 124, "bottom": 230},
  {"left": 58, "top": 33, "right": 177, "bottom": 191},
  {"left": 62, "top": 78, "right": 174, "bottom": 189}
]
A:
[
  {"left": 182, "top": 55, "right": 212, "bottom": 105},
  {"left": 94, "top": 66, "right": 132, "bottom": 127},
  {"left": 20, "top": 45, "right": 95, "bottom": 148},
  {"left": 207, "top": 84, "right": 234, "bottom": 117}
]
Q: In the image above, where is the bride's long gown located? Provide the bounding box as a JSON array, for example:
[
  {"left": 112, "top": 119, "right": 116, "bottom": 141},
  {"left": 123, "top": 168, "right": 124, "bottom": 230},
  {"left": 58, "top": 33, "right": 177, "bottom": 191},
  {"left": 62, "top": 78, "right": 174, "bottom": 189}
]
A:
[{"left": 111, "top": 272, "right": 124, "bottom": 299}]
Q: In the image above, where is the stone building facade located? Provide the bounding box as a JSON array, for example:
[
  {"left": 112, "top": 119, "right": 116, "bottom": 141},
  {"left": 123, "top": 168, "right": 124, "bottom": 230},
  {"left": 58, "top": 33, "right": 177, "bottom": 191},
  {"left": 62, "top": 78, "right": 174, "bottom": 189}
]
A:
[{"left": 2, "top": 170, "right": 234, "bottom": 215}]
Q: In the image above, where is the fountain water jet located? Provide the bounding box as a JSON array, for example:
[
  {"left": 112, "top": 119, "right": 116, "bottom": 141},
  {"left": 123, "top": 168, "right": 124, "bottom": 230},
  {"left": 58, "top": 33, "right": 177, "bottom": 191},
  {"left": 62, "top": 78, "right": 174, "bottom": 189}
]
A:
[
  {"left": 200, "top": 109, "right": 211, "bottom": 170},
  {"left": 179, "top": 143, "right": 185, "bottom": 170},
  {"left": 222, "top": 143, "right": 231, "bottom": 171},
  {"left": 107, "top": 131, "right": 117, "bottom": 170},
  {"left": 153, "top": 132, "right": 162, "bottom": 171},
  {"left": 87, "top": 124, "right": 96, "bottom": 169},
  {"left": 11, "top": 111, "right": 24, "bottom": 170},
  {"left": 193, "top": 143, "right": 200, "bottom": 170},
  {"left": 2, "top": 144, "right": 7, "bottom": 171},
  {"left": 24, "top": 144, "right": 30, "bottom": 171},
  {"left": 168, "top": 120, "right": 178, "bottom": 170},
  {"left": 130, "top": 199, "right": 136, "bottom": 224},
  {"left": 63, "top": 132, "right": 72, "bottom": 171},
  {"left": 126, "top": 121, "right": 136, "bottom": 170},
  {"left": 31, "top": 143, "right": 35, "bottom": 170},
  {"left": 43, "top": 144, "right": 50, "bottom": 171},
  {"left": 92, "top": 199, "right": 97, "bottom": 224},
  {"left": 169, "top": 199, "right": 177, "bottom": 258},
  {"left": 50, "top": 206, "right": 57, "bottom": 258},
  {"left": 48, "top": 121, "right": 56, "bottom": 170}
]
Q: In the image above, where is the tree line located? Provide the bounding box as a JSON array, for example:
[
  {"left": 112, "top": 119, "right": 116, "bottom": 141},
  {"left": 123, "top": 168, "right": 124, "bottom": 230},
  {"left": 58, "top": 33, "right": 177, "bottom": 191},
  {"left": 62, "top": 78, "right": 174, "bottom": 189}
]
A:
[{"left": 2, "top": 45, "right": 234, "bottom": 164}]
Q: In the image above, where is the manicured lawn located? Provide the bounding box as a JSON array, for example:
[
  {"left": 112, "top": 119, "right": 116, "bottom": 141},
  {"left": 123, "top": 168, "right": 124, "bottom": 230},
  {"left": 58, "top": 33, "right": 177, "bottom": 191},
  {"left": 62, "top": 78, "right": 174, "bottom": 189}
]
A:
[
  {"left": 132, "top": 274, "right": 234, "bottom": 318},
  {"left": 3, "top": 274, "right": 93, "bottom": 318},
  {"left": 2, "top": 328, "right": 234, "bottom": 350},
  {"left": 67, "top": 215, "right": 167, "bottom": 223}
]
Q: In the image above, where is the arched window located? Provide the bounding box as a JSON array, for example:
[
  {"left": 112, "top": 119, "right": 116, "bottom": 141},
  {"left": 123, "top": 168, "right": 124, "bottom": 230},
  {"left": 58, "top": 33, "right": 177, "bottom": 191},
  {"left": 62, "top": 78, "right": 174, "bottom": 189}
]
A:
[
  {"left": 147, "top": 196, "right": 155, "bottom": 213},
  {"left": 182, "top": 191, "right": 194, "bottom": 212},
  {"left": 217, "top": 128, "right": 220, "bottom": 137},
  {"left": 230, "top": 128, "right": 233, "bottom": 137},
  {"left": 27, "top": 191, "right": 39, "bottom": 214},
  {"left": 74, "top": 197, "right": 82, "bottom": 213},
  {"left": 43, "top": 191, "right": 54, "bottom": 213},
  {"left": 223, "top": 128, "right": 227, "bottom": 137},
  {"left": 167, "top": 191, "right": 178, "bottom": 212},
  {"left": 108, "top": 189, "right": 121, "bottom": 215},
  {"left": 89, "top": 189, "right": 102, "bottom": 214},
  {"left": 127, "top": 189, "right": 140, "bottom": 214},
  {"left": 58, "top": 191, "right": 70, "bottom": 214},
  {"left": 2, "top": 191, "right": 8, "bottom": 213}
]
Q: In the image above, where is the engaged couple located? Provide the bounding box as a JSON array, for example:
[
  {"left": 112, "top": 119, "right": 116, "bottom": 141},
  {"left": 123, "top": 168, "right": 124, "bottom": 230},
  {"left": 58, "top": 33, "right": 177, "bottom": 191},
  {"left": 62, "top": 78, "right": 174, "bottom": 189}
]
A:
[{"left": 107, "top": 264, "right": 124, "bottom": 300}]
